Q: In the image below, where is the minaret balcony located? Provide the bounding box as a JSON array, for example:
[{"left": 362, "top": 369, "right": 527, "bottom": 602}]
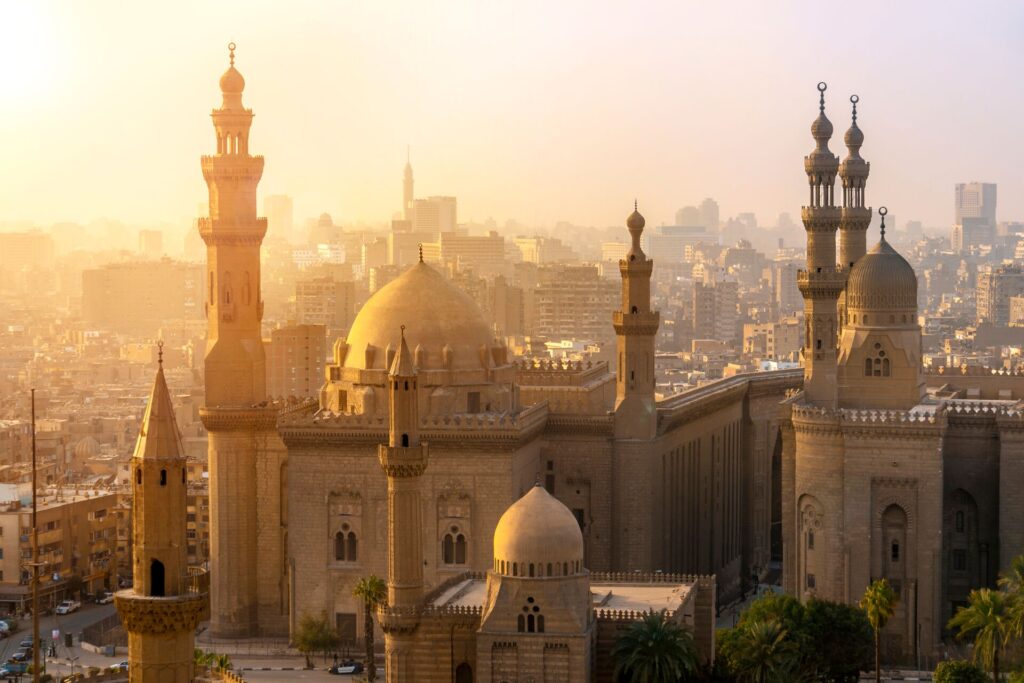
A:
[
  {"left": 378, "top": 444, "right": 429, "bottom": 478},
  {"left": 839, "top": 206, "right": 872, "bottom": 226},
  {"left": 200, "top": 154, "right": 265, "bottom": 179},
  {"left": 797, "top": 268, "right": 846, "bottom": 296},
  {"left": 114, "top": 568, "right": 210, "bottom": 633},
  {"left": 377, "top": 604, "right": 420, "bottom": 634},
  {"left": 197, "top": 217, "right": 268, "bottom": 246},
  {"left": 800, "top": 206, "right": 842, "bottom": 230},
  {"left": 612, "top": 310, "right": 660, "bottom": 336}
]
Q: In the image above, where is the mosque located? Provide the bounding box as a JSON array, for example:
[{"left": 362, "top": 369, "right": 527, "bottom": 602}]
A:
[{"left": 115, "top": 46, "right": 1024, "bottom": 680}]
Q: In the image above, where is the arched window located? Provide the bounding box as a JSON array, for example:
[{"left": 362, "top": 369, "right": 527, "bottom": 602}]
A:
[
  {"left": 864, "top": 358, "right": 873, "bottom": 377},
  {"left": 537, "top": 615, "right": 545, "bottom": 633},
  {"left": 882, "top": 358, "right": 890, "bottom": 377},
  {"left": 563, "top": 562, "right": 568, "bottom": 575},
  {"left": 442, "top": 534, "right": 454, "bottom": 564},
  {"left": 442, "top": 527, "right": 467, "bottom": 565},
  {"left": 335, "top": 525, "right": 357, "bottom": 562},
  {"left": 546, "top": 563, "right": 552, "bottom": 576},
  {"left": 455, "top": 663, "right": 473, "bottom": 683},
  {"left": 956, "top": 510, "right": 965, "bottom": 533},
  {"left": 136, "top": 468, "right": 141, "bottom": 485},
  {"left": 529, "top": 564, "right": 535, "bottom": 577},
  {"left": 335, "top": 532, "right": 345, "bottom": 561},
  {"left": 401, "top": 434, "right": 409, "bottom": 448},
  {"left": 512, "top": 563, "right": 518, "bottom": 577},
  {"left": 527, "top": 614, "right": 535, "bottom": 632},
  {"left": 159, "top": 469, "right": 167, "bottom": 486},
  {"left": 517, "top": 615, "right": 525, "bottom": 632},
  {"left": 631, "top": 306, "right": 638, "bottom": 314},
  {"left": 455, "top": 534, "right": 466, "bottom": 564},
  {"left": 347, "top": 532, "right": 357, "bottom": 561}
]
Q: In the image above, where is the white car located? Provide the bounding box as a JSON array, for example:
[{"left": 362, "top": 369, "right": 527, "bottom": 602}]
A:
[
  {"left": 55, "top": 600, "right": 80, "bottom": 615},
  {"left": 96, "top": 592, "right": 114, "bottom": 605}
]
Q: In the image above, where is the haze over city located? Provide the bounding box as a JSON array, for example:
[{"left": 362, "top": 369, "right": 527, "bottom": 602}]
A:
[{"left": 2, "top": 1, "right": 1023, "bottom": 229}]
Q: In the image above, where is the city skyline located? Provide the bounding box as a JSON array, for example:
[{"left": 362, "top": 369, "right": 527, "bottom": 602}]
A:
[{"left": 2, "top": 1, "right": 1023, "bottom": 230}]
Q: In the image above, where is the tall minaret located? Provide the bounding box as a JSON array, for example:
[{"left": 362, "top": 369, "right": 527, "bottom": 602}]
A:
[
  {"left": 198, "top": 43, "right": 271, "bottom": 638},
  {"left": 798, "top": 83, "right": 842, "bottom": 407},
  {"left": 116, "top": 346, "right": 208, "bottom": 683},
  {"left": 378, "top": 327, "right": 427, "bottom": 682},
  {"left": 402, "top": 147, "right": 414, "bottom": 221},
  {"left": 613, "top": 202, "right": 660, "bottom": 440},
  {"left": 839, "top": 94, "right": 871, "bottom": 270}
]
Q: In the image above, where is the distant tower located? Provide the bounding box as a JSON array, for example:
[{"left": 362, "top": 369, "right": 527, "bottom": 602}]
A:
[
  {"left": 403, "top": 148, "right": 414, "bottom": 221},
  {"left": 378, "top": 327, "right": 428, "bottom": 682},
  {"left": 115, "top": 346, "right": 208, "bottom": 682},
  {"left": 798, "top": 83, "right": 842, "bottom": 407},
  {"left": 613, "top": 202, "right": 660, "bottom": 439},
  {"left": 198, "top": 43, "right": 274, "bottom": 638}
]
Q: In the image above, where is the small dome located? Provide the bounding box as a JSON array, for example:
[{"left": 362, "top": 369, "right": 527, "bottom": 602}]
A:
[
  {"left": 343, "top": 261, "right": 495, "bottom": 372},
  {"left": 811, "top": 111, "right": 833, "bottom": 141},
  {"left": 74, "top": 436, "right": 100, "bottom": 459},
  {"left": 626, "top": 209, "right": 645, "bottom": 232},
  {"left": 844, "top": 121, "right": 864, "bottom": 150},
  {"left": 219, "top": 65, "right": 245, "bottom": 94},
  {"left": 493, "top": 485, "right": 584, "bottom": 575},
  {"left": 846, "top": 238, "right": 917, "bottom": 314}
]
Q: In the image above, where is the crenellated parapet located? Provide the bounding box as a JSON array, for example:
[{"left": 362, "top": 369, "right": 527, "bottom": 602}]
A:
[{"left": 115, "top": 590, "right": 209, "bottom": 634}]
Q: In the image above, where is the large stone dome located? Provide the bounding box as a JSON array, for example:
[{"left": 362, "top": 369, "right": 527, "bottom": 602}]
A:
[
  {"left": 493, "top": 485, "right": 584, "bottom": 577},
  {"left": 343, "top": 261, "right": 495, "bottom": 371},
  {"left": 846, "top": 238, "right": 917, "bottom": 315}
]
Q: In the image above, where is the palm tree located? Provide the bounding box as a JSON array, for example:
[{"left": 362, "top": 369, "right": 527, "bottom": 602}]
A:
[
  {"left": 948, "top": 588, "right": 1012, "bottom": 683},
  {"left": 859, "top": 579, "right": 898, "bottom": 683},
  {"left": 352, "top": 575, "right": 387, "bottom": 682},
  {"left": 997, "top": 554, "right": 1024, "bottom": 595},
  {"left": 726, "top": 619, "right": 800, "bottom": 683},
  {"left": 612, "top": 609, "right": 699, "bottom": 683}
]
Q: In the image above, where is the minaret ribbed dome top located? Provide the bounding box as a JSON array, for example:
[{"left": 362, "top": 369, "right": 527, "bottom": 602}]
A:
[
  {"left": 844, "top": 94, "right": 864, "bottom": 157},
  {"left": 810, "top": 82, "right": 834, "bottom": 154},
  {"left": 845, "top": 237, "right": 917, "bottom": 314},
  {"left": 219, "top": 43, "right": 245, "bottom": 94}
]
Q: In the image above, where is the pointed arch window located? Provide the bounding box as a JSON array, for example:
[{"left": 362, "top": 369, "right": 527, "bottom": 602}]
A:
[
  {"left": 334, "top": 523, "right": 358, "bottom": 562},
  {"left": 442, "top": 526, "right": 467, "bottom": 565}
]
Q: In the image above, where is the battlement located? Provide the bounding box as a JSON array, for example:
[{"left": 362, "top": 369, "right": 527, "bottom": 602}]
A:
[{"left": 514, "top": 358, "right": 610, "bottom": 387}]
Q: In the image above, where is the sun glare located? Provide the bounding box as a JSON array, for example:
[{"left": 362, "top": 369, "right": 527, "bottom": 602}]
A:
[{"left": 0, "top": 4, "right": 59, "bottom": 102}]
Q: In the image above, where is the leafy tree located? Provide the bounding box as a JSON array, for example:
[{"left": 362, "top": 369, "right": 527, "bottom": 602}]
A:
[
  {"left": 612, "top": 610, "right": 699, "bottom": 683},
  {"left": 934, "top": 660, "right": 989, "bottom": 683},
  {"left": 802, "top": 598, "right": 873, "bottom": 682},
  {"left": 353, "top": 575, "right": 387, "bottom": 682},
  {"left": 948, "top": 588, "right": 1012, "bottom": 683},
  {"left": 999, "top": 554, "right": 1024, "bottom": 641},
  {"left": 721, "top": 618, "right": 798, "bottom": 683},
  {"left": 860, "top": 579, "right": 898, "bottom": 683},
  {"left": 294, "top": 612, "right": 340, "bottom": 668}
]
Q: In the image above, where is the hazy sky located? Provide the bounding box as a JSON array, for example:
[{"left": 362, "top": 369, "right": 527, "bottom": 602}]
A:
[{"left": 2, "top": 1, "right": 1022, "bottom": 230}]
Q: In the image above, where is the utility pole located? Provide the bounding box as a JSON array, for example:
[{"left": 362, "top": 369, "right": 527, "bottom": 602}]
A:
[{"left": 31, "top": 388, "right": 40, "bottom": 683}]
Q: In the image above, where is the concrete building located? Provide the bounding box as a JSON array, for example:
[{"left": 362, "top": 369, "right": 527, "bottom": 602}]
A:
[
  {"left": 137, "top": 230, "right": 163, "bottom": 258},
  {"left": 81, "top": 260, "right": 205, "bottom": 333},
  {"left": 534, "top": 265, "right": 618, "bottom": 343},
  {"left": 436, "top": 231, "right": 506, "bottom": 277},
  {"left": 692, "top": 274, "right": 739, "bottom": 345},
  {"left": 266, "top": 323, "right": 327, "bottom": 399},
  {"left": 513, "top": 236, "right": 577, "bottom": 264},
  {"left": 412, "top": 196, "right": 458, "bottom": 234},
  {"left": 295, "top": 276, "right": 356, "bottom": 340},
  {"left": 783, "top": 86, "right": 1024, "bottom": 668},
  {"left": 976, "top": 264, "right": 1024, "bottom": 325},
  {"left": 951, "top": 182, "right": 997, "bottom": 252},
  {"left": 743, "top": 318, "right": 802, "bottom": 361}
]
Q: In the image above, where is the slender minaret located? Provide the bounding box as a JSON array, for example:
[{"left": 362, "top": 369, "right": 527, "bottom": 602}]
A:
[
  {"left": 198, "top": 43, "right": 270, "bottom": 637},
  {"left": 378, "top": 327, "right": 427, "bottom": 682},
  {"left": 613, "top": 202, "right": 660, "bottom": 439},
  {"left": 115, "top": 345, "right": 208, "bottom": 683},
  {"left": 838, "top": 94, "right": 871, "bottom": 270},
  {"left": 402, "top": 147, "right": 414, "bottom": 221},
  {"left": 798, "top": 83, "right": 842, "bottom": 407}
]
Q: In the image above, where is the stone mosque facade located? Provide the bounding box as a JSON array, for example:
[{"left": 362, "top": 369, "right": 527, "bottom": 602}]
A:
[
  {"left": 186, "top": 46, "right": 1024, "bottom": 678},
  {"left": 782, "top": 84, "right": 1024, "bottom": 666}
]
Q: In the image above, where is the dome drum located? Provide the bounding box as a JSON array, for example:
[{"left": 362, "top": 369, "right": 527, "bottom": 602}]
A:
[{"left": 492, "top": 486, "right": 585, "bottom": 579}]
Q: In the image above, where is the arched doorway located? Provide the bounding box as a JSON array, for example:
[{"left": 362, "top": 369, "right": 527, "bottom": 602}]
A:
[
  {"left": 455, "top": 662, "right": 473, "bottom": 683},
  {"left": 150, "top": 559, "right": 165, "bottom": 597}
]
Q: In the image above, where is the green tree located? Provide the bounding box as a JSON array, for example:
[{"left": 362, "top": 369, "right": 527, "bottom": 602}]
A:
[
  {"left": 294, "top": 612, "right": 340, "bottom": 668},
  {"left": 721, "top": 618, "right": 799, "bottom": 683},
  {"left": 998, "top": 554, "right": 1024, "bottom": 641},
  {"left": 934, "top": 660, "right": 989, "bottom": 683},
  {"left": 353, "top": 575, "right": 387, "bottom": 682},
  {"left": 948, "top": 588, "right": 1012, "bottom": 683},
  {"left": 860, "top": 579, "right": 898, "bottom": 683},
  {"left": 612, "top": 610, "right": 699, "bottom": 683},
  {"left": 802, "top": 598, "right": 873, "bottom": 682}
]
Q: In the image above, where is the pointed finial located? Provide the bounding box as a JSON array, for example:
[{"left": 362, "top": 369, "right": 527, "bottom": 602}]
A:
[
  {"left": 400, "top": 324, "right": 406, "bottom": 339},
  {"left": 878, "top": 206, "right": 887, "bottom": 239},
  {"left": 850, "top": 94, "right": 859, "bottom": 124},
  {"left": 418, "top": 243, "right": 423, "bottom": 262},
  {"left": 228, "top": 42, "right": 236, "bottom": 67},
  {"left": 157, "top": 341, "right": 164, "bottom": 368},
  {"left": 817, "top": 82, "right": 827, "bottom": 113}
]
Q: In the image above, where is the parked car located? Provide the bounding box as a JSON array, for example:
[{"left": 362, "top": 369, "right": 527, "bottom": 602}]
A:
[
  {"left": 108, "top": 661, "right": 128, "bottom": 673},
  {"left": 9, "top": 650, "right": 29, "bottom": 663},
  {"left": 96, "top": 592, "right": 114, "bottom": 605},
  {"left": 328, "top": 661, "right": 364, "bottom": 675},
  {"left": 55, "top": 599, "right": 81, "bottom": 615},
  {"left": 18, "top": 637, "right": 33, "bottom": 649}
]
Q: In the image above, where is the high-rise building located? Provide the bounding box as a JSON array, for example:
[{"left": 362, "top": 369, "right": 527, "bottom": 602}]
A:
[
  {"left": 692, "top": 273, "right": 739, "bottom": 344},
  {"left": 411, "top": 196, "right": 457, "bottom": 234},
  {"left": 952, "top": 182, "right": 997, "bottom": 252},
  {"left": 489, "top": 275, "right": 525, "bottom": 337},
  {"left": 675, "top": 205, "right": 701, "bottom": 226},
  {"left": 296, "top": 276, "right": 356, "bottom": 339},
  {"left": 699, "top": 198, "right": 720, "bottom": 232},
  {"left": 513, "top": 236, "right": 577, "bottom": 263},
  {"left": 437, "top": 230, "right": 506, "bottom": 276},
  {"left": 976, "top": 264, "right": 1024, "bottom": 325},
  {"left": 264, "top": 194, "right": 294, "bottom": 243},
  {"left": 534, "top": 265, "right": 618, "bottom": 343},
  {"left": 266, "top": 323, "right": 327, "bottom": 399},
  {"left": 81, "top": 260, "right": 205, "bottom": 333},
  {"left": 137, "top": 229, "right": 163, "bottom": 258}
]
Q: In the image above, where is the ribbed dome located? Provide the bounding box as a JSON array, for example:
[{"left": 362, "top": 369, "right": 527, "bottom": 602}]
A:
[
  {"left": 846, "top": 238, "right": 917, "bottom": 313},
  {"left": 219, "top": 66, "right": 245, "bottom": 94},
  {"left": 493, "top": 485, "right": 584, "bottom": 574},
  {"left": 844, "top": 122, "right": 864, "bottom": 150},
  {"left": 811, "top": 111, "right": 833, "bottom": 141},
  {"left": 343, "top": 261, "right": 495, "bottom": 371},
  {"left": 74, "top": 436, "right": 99, "bottom": 459},
  {"left": 626, "top": 209, "right": 645, "bottom": 232}
]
